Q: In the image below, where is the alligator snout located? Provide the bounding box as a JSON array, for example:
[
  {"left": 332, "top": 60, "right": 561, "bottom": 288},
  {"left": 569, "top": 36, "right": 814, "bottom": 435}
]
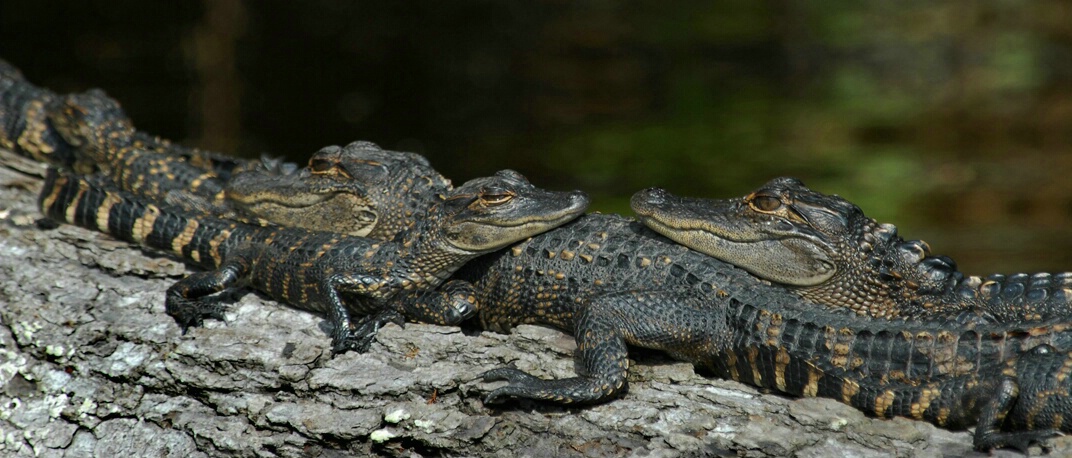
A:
[{"left": 629, "top": 187, "right": 669, "bottom": 215}]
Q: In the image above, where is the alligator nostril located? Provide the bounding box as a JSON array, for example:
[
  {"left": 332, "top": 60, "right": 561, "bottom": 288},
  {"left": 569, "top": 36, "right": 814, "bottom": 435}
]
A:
[
  {"left": 570, "top": 191, "right": 591, "bottom": 207},
  {"left": 644, "top": 187, "right": 668, "bottom": 205}
]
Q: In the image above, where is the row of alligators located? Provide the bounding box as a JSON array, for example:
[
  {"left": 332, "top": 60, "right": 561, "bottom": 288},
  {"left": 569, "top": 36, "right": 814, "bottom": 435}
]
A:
[{"left": 3, "top": 58, "right": 1071, "bottom": 451}]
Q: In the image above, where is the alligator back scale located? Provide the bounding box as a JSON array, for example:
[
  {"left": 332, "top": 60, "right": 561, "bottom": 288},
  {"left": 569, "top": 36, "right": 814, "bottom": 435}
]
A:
[{"left": 39, "top": 166, "right": 589, "bottom": 353}]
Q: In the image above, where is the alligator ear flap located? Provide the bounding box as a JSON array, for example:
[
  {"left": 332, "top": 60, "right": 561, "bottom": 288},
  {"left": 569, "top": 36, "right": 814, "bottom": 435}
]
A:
[{"left": 792, "top": 201, "right": 851, "bottom": 235}]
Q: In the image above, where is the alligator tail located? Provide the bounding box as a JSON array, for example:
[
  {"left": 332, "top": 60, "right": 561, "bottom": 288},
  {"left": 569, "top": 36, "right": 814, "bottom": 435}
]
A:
[{"left": 38, "top": 167, "right": 252, "bottom": 269}]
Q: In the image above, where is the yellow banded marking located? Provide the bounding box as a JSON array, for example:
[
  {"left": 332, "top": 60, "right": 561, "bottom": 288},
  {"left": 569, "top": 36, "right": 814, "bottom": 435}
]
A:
[
  {"left": 18, "top": 101, "right": 54, "bottom": 159},
  {"left": 840, "top": 379, "right": 860, "bottom": 404},
  {"left": 774, "top": 346, "right": 790, "bottom": 391},
  {"left": 911, "top": 385, "right": 940, "bottom": 420},
  {"left": 64, "top": 183, "right": 88, "bottom": 224},
  {"left": 280, "top": 269, "right": 292, "bottom": 301},
  {"left": 1057, "top": 356, "right": 1072, "bottom": 383},
  {"left": 131, "top": 204, "right": 161, "bottom": 244},
  {"left": 171, "top": 218, "right": 201, "bottom": 261},
  {"left": 95, "top": 191, "right": 123, "bottom": 230},
  {"left": 725, "top": 350, "right": 740, "bottom": 381},
  {"left": 803, "top": 364, "right": 821, "bottom": 397},
  {"left": 873, "top": 390, "right": 896, "bottom": 418},
  {"left": 207, "top": 226, "right": 233, "bottom": 267},
  {"left": 39, "top": 175, "right": 67, "bottom": 215},
  {"left": 746, "top": 347, "right": 762, "bottom": 385}
]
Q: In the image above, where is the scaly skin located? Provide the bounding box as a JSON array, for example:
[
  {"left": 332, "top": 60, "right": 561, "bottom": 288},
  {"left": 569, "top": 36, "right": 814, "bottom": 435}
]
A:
[
  {"left": 631, "top": 178, "right": 1072, "bottom": 323},
  {"left": 0, "top": 58, "right": 245, "bottom": 185},
  {"left": 1, "top": 58, "right": 453, "bottom": 239},
  {"left": 221, "top": 140, "right": 453, "bottom": 238},
  {"left": 395, "top": 212, "right": 1072, "bottom": 450},
  {"left": 47, "top": 89, "right": 231, "bottom": 202},
  {"left": 39, "top": 167, "right": 589, "bottom": 353}
]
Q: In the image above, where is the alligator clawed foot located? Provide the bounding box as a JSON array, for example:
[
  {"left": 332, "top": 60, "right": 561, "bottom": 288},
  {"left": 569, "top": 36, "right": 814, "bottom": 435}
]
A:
[
  {"left": 482, "top": 367, "right": 537, "bottom": 383},
  {"left": 974, "top": 429, "right": 1062, "bottom": 452},
  {"left": 480, "top": 367, "right": 543, "bottom": 404},
  {"left": 165, "top": 297, "right": 226, "bottom": 333},
  {"left": 330, "top": 308, "right": 405, "bottom": 355}
]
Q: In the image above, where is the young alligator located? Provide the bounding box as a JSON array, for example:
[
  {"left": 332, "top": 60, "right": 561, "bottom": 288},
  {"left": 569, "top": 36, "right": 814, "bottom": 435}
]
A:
[
  {"left": 1, "top": 59, "right": 450, "bottom": 239},
  {"left": 39, "top": 167, "right": 589, "bottom": 353},
  {"left": 391, "top": 210, "right": 1072, "bottom": 450},
  {"left": 221, "top": 140, "right": 453, "bottom": 238},
  {"left": 631, "top": 178, "right": 1072, "bottom": 323},
  {"left": 0, "top": 58, "right": 244, "bottom": 187},
  {"left": 49, "top": 89, "right": 452, "bottom": 239}
]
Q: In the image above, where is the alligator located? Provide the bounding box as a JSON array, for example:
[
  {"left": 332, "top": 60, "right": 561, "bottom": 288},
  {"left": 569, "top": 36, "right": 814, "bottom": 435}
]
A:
[
  {"left": 39, "top": 166, "right": 588, "bottom": 352},
  {"left": 48, "top": 87, "right": 454, "bottom": 240},
  {"left": 55, "top": 90, "right": 449, "bottom": 239},
  {"left": 630, "top": 178, "right": 1072, "bottom": 323},
  {"left": 220, "top": 140, "right": 453, "bottom": 238},
  {"left": 1, "top": 58, "right": 452, "bottom": 240},
  {"left": 0, "top": 58, "right": 245, "bottom": 188},
  {"left": 387, "top": 206, "right": 1072, "bottom": 450}
]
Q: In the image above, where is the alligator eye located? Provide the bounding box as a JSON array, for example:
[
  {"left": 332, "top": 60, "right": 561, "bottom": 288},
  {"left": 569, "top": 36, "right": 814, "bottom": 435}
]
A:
[
  {"left": 310, "top": 158, "right": 335, "bottom": 173},
  {"left": 749, "top": 194, "right": 783, "bottom": 213},
  {"left": 480, "top": 193, "right": 514, "bottom": 206},
  {"left": 309, "top": 158, "right": 354, "bottom": 179}
]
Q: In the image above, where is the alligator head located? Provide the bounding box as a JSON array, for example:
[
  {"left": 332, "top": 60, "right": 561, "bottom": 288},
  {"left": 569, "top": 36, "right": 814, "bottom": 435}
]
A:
[
  {"left": 631, "top": 178, "right": 962, "bottom": 318},
  {"left": 437, "top": 169, "right": 590, "bottom": 254},
  {"left": 225, "top": 141, "right": 453, "bottom": 239}
]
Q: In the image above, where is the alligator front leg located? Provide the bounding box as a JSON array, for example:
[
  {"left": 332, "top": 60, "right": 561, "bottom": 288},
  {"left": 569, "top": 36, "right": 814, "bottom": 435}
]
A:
[
  {"left": 483, "top": 289, "right": 724, "bottom": 404},
  {"left": 321, "top": 271, "right": 402, "bottom": 354},
  {"left": 165, "top": 255, "right": 252, "bottom": 331},
  {"left": 398, "top": 279, "right": 479, "bottom": 326}
]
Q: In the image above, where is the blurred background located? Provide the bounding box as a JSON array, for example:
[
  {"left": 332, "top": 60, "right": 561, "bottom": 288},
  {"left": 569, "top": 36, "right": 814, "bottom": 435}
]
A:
[{"left": 2, "top": 1, "right": 1071, "bottom": 272}]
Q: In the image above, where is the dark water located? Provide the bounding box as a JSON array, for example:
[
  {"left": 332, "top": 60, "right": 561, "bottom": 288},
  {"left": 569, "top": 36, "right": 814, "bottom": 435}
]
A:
[{"left": 2, "top": 0, "right": 1071, "bottom": 273}]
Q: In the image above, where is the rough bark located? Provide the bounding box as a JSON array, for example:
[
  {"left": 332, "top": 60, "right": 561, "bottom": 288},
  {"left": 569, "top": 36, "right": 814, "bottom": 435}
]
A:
[{"left": 0, "top": 150, "right": 1061, "bottom": 457}]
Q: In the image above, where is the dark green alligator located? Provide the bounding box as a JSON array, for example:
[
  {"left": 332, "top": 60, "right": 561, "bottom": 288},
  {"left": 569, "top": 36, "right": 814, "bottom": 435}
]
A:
[
  {"left": 402, "top": 209, "right": 1072, "bottom": 451},
  {"left": 630, "top": 178, "right": 1072, "bottom": 323},
  {"left": 1, "top": 58, "right": 451, "bottom": 240},
  {"left": 40, "top": 166, "right": 588, "bottom": 353},
  {"left": 0, "top": 58, "right": 244, "bottom": 192},
  {"left": 220, "top": 141, "right": 453, "bottom": 239}
]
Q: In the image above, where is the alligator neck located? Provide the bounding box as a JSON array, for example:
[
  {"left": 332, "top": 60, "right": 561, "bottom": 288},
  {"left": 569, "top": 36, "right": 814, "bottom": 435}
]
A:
[
  {"left": 795, "top": 219, "right": 968, "bottom": 318},
  {"left": 793, "top": 216, "right": 1072, "bottom": 321},
  {"left": 392, "top": 212, "right": 475, "bottom": 287}
]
